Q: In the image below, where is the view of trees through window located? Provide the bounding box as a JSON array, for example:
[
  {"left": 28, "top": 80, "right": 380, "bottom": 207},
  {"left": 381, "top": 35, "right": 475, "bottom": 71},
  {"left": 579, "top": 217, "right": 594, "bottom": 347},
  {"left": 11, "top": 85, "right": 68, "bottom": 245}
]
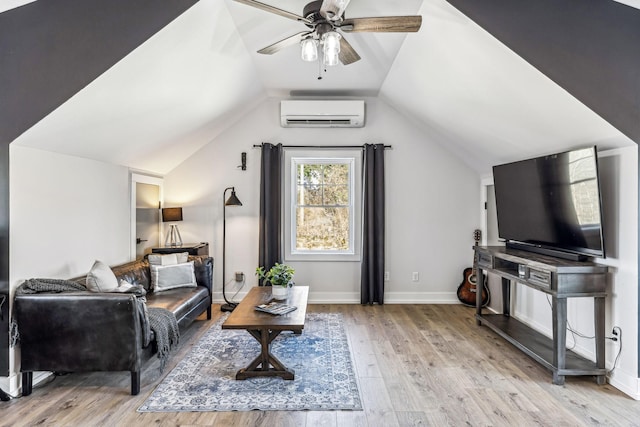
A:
[{"left": 295, "top": 161, "right": 351, "bottom": 251}]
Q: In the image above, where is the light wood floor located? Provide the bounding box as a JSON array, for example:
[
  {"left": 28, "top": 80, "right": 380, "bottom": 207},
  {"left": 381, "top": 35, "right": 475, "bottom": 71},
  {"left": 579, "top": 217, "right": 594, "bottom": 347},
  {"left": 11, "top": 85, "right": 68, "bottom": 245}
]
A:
[{"left": 3, "top": 304, "right": 639, "bottom": 426}]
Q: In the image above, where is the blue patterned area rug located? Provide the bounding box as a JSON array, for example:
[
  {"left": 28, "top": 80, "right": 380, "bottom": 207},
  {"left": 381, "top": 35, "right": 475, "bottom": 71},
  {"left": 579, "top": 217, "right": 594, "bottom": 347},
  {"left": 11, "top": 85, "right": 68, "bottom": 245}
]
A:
[{"left": 138, "top": 312, "right": 362, "bottom": 412}]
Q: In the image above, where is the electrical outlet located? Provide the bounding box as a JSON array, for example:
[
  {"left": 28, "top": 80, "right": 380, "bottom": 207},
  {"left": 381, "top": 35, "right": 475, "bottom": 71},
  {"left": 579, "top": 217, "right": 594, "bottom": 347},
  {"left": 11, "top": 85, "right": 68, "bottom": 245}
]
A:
[
  {"left": 235, "top": 271, "right": 244, "bottom": 282},
  {"left": 412, "top": 272, "right": 419, "bottom": 282},
  {"left": 384, "top": 271, "right": 390, "bottom": 281}
]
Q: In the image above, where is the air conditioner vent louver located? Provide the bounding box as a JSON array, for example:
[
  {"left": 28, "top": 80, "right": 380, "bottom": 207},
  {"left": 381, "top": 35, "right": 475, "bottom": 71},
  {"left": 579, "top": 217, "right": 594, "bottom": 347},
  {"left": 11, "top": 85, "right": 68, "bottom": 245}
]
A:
[
  {"left": 286, "top": 118, "right": 352, "bottom": 126},
  {"left": 281, "top": 100, "right": 365, "bottom": 128}
]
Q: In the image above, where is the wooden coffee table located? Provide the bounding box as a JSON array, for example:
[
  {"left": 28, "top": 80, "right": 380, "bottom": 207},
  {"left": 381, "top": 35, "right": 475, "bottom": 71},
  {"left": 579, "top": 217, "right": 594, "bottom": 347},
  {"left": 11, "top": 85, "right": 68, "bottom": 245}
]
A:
[{"left": 222, "top": 286, "right": 309, "bottom": 380}]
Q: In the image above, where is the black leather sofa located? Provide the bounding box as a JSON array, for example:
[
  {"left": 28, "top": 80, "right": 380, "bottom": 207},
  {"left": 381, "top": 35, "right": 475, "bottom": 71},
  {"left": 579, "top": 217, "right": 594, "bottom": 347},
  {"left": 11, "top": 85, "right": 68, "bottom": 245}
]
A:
[{"left": 15, "top": 255, "right": 213, "bottom": 395}]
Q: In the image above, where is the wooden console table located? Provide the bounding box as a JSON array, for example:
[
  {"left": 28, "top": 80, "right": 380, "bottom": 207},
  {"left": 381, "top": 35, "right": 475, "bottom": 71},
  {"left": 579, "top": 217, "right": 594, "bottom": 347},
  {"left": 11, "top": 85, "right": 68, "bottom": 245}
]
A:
[
  {"left": 474, "top": 246, "right": 609, "bottom": 385},
  {"left": 151, "top": 242, "right": 209, "bottom": 255}
]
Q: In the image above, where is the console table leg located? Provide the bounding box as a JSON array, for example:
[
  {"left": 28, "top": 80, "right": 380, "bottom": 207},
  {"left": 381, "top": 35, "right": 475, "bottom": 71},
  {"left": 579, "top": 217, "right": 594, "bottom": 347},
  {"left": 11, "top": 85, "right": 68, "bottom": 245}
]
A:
[
  {"left": 553, "top": 372, "right": 566, "bottom": 385},
  {"left": 552, "top": 296, "right": 567, "bottom": 385},
  {"left": 502, "top": 277, "right": 511, "bottom": 316},
  {"left": 476, "top": 267, "right": 484, "bottom": 325},
  {"left": 594, "top": 296, "right": 606, "bottom": 379},
  {"left": 595, "top": 296, "right": 606, "bottom": 385}
]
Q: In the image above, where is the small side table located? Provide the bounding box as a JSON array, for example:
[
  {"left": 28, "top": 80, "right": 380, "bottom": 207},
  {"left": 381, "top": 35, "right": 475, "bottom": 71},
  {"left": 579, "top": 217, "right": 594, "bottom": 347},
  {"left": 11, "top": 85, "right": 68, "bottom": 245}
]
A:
[{"left": 152, "top": 242, "right": 209, "bottom": 256}]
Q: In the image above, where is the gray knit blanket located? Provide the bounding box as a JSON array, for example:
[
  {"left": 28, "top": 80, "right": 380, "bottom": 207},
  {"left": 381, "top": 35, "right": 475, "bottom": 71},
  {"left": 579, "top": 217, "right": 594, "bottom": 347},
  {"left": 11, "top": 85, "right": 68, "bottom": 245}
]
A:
[
  {"left": 148, "top": 307, "right": 180, "bottom": 371},
  {"left": 13, "top": 278, "right": 179, "bottom": 371},
  {"left": 16, "top": 278, "right": 88, "bottom": 294}
]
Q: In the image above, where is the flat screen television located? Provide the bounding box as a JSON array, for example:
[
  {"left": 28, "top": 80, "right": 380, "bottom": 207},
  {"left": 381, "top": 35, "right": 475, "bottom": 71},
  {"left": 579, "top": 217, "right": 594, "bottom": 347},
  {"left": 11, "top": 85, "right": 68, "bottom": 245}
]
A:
[{"left": 492, "top": 146, "right": 605, "bottom": 261}]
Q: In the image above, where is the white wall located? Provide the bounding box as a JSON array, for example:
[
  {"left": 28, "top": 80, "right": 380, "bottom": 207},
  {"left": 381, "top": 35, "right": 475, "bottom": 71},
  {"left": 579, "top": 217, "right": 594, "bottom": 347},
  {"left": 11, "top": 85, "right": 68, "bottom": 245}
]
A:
[
  {"left": 4, "top": 145, "right": 131, "bottom": 394},
  {"left": 164, "top": 97, "right": 481, "bottom": 304},
  {"left": 507, "top": 145, "right": 638, "bottom": 398}
]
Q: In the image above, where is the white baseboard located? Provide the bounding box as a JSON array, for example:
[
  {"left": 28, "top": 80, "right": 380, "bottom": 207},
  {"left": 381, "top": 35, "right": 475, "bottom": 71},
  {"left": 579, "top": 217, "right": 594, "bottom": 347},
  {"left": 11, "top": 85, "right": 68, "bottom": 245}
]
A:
[
  {"left": 0, "top": 372, "right": 19, "bottom": 397},
  {"left": 608, "top": 370, "right": 640, "bottom": 400},
  {"left": 0, "top": 371, "right": 52, "bottom": 397},
  {"left": 214, "top": 291, "right": 460, "bottom": 305}
]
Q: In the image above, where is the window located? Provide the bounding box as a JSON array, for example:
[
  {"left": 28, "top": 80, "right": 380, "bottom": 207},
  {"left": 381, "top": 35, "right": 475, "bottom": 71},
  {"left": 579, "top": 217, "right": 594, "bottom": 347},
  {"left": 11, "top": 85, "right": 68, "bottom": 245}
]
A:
[{"left": 284, "top": 150, "right": 361, "bottom": 261}]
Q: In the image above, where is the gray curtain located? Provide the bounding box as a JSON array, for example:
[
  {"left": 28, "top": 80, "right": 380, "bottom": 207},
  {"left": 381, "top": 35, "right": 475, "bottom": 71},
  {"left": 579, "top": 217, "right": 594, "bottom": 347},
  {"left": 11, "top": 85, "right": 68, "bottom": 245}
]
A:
[
  {"left": 258, "top": 143, "right": 283, "bottom": 282},
  {"left": 361, "top": 144, "right": 386, "bottom": 304}
]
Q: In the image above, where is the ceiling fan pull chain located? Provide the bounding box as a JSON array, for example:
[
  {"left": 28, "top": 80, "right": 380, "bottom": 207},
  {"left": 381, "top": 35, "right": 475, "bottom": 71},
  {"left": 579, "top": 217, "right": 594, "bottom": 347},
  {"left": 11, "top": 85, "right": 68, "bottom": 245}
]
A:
[{"left": 317, "top": 56, "right": 323, "bottom": 80}]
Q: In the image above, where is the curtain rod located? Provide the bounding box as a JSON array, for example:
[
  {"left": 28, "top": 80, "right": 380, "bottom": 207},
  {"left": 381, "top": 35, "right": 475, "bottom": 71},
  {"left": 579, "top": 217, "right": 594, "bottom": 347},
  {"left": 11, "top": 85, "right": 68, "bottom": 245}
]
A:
[{"left": 252, "top": 144, "right": 392, "bottom": 149}]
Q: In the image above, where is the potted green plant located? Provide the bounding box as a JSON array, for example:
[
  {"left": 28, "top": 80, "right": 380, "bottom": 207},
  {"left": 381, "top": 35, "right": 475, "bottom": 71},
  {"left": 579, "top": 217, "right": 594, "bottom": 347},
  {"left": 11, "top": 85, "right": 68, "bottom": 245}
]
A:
[{"left": 255, "top": 263, "right": 295, "bottom": 300}]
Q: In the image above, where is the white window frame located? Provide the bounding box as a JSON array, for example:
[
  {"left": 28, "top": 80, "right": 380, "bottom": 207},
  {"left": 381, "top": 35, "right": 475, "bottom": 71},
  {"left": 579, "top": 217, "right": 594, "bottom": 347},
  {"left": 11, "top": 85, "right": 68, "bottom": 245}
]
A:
[{"left": 284, "top": 149, "right": 362, "bottom": 262}]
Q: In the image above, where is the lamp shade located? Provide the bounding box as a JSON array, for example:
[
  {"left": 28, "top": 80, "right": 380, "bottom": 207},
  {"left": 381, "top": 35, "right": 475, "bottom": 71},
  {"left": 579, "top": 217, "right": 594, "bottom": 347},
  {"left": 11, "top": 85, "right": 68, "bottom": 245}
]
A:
[
  {"left": 162, "top": 207, "right": 183, "bottom": 222},
  {"left": 225, "top": 189, "right": 243, "bottom": 206}
]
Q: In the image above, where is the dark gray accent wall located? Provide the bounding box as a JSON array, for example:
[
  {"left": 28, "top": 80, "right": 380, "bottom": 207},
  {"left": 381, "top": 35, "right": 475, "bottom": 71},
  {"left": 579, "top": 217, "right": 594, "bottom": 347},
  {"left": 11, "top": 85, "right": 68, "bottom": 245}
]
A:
[
  {"left": 0, "top": 143, "right": 8, "bottom": 375},
  {"left": 0, "top": 0, "right": 199, "bottom": 376},
  {"left": 446, "top": 0, "right": 640, "bottom": 144},
  {"left": 0, "top": 0, "right": 199, "bottom": 144}
]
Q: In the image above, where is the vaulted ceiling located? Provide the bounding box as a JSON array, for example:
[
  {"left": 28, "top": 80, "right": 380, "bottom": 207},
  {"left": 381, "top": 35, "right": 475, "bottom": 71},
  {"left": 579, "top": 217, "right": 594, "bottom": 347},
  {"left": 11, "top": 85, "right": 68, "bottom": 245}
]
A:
[{"left": 2, "top": 0, "right": 638, "bottom": 174}]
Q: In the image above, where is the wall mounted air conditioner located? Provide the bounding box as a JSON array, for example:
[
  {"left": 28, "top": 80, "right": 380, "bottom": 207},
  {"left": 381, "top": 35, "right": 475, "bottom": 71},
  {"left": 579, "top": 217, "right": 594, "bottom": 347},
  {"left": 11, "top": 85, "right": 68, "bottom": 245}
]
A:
[{"left": 280, "top": 100, "right": 365, "bottom": 128}]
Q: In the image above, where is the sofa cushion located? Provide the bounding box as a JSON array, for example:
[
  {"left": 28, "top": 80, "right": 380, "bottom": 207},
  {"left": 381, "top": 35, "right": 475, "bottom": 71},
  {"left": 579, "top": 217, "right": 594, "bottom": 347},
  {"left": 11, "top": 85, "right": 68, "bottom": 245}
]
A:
[
  {"left": 85, "top": 260, "right": 119, "bottom": 292},
  {"left": 150, "top": 261, "right": 196, "bottom": 292},
  {"left": 146, "top": 286, "right": 210, "bottom": 323}
]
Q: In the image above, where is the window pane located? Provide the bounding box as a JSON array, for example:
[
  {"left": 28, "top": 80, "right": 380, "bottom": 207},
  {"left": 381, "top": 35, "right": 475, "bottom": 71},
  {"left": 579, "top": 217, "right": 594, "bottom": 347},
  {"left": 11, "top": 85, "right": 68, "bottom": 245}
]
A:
[
  {"left": 297, "top": 185, "right": 322, "bottom": 205},
  {"left": 322, "top": 164, "right": 349, "bottom": 185},
  {"left": 296, "top": 207, "right": 350, "bottom": 250},
  {"left": 297, "top": 164, "right": 323, "bottom": 185},
  {"left": 324, "top": 185, "right": 349, "bottom": 205}
]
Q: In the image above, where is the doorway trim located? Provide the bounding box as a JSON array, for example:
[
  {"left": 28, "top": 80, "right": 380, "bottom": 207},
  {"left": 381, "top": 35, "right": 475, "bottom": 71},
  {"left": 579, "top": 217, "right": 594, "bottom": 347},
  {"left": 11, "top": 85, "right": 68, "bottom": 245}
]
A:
[
  {"left": 130, "top": 172, "right": 163, "bottom": 260},
  {"left": 480, "top": 175, "right": 494, "bottom": 246}
]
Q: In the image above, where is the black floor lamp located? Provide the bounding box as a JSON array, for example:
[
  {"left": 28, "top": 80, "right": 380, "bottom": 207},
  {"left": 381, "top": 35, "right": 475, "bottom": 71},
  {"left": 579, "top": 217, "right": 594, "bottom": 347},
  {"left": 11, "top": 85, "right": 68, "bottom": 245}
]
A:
[{"left": 221, "top": 186, "right": 242, "bottom": 312}]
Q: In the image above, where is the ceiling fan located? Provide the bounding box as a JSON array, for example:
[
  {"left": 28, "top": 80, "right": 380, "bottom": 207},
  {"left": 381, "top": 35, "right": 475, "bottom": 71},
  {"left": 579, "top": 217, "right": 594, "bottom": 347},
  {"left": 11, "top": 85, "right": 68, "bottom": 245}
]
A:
[{"left": 233, "top": 0, "right": 422, "bottom": 67}]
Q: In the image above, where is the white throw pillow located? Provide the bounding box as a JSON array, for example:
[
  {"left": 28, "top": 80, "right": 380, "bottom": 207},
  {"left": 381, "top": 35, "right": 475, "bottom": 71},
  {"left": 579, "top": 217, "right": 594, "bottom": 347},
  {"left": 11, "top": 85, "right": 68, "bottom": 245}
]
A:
[
  {"left": 148, "top": 252, "right": 188, "bottom": 266},
  {"left": 114, "top": 279, "right": 135, "bottom": 293},
  {"left": 151, "top": 261, "right": 197, "bottom": 292},
  {"left": 86, "top": 260, "right": 119, "bottom": 292}
]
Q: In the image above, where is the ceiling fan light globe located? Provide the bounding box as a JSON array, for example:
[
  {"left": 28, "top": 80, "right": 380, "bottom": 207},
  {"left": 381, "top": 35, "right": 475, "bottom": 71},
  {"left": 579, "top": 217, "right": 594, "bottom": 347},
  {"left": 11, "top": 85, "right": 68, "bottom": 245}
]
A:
[
  {"left": 323, "top": 48, "right": 340, "bottom": 66},
  {"left": 322, "top": 31, "right": 341, "bottom": 53},
  {"left": 300, "top": 38, "right": 318, "bottom": 62},
  {"left": 320, "top": 0, "right": 351, "bottom": 21},
  {"left": 335, "top": 0, "right": 351, "bottom": 16}
]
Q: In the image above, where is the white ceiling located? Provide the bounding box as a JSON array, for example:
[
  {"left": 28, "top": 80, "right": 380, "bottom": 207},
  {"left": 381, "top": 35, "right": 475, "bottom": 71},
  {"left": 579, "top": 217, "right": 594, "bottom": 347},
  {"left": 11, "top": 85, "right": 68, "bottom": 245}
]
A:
[
  {"left": 226, "top": 0, "right": 423, "bottom": 96},
  {"left": 10, "top": 0, "right": 635, "bottom": 174}
]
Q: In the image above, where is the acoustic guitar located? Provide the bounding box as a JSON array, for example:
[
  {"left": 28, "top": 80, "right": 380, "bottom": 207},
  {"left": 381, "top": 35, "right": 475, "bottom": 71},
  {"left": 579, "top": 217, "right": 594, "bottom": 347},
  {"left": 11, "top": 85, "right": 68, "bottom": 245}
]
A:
[{"left": 457, "top": 229, "right": 490, "bottom": 307}]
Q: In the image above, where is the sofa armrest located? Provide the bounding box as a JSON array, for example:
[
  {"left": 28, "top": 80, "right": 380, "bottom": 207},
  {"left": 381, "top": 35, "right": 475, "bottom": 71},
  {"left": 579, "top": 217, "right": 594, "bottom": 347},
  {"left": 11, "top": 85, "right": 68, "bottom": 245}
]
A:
[
  {"left": 15, "top": 292, "right": 144, "bottom": 373},
  {"left": 191, "top": 256, "right": 213, "bottom": 294}
]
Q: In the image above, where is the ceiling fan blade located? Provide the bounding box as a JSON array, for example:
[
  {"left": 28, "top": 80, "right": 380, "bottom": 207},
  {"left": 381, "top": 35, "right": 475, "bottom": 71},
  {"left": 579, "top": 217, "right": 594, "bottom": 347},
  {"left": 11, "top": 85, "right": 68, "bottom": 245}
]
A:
[
  {"left": 339, "top": 36, "right": 361, "bottom": 65},
  {"left": 257, "top": 32, "right": 310, "bottom": 55},
  {"left": 233, "top": 0, "right": 312, "bottom": 25},
  {"left": 340, "top": 16, "right": 422, "bottom": 33}
]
